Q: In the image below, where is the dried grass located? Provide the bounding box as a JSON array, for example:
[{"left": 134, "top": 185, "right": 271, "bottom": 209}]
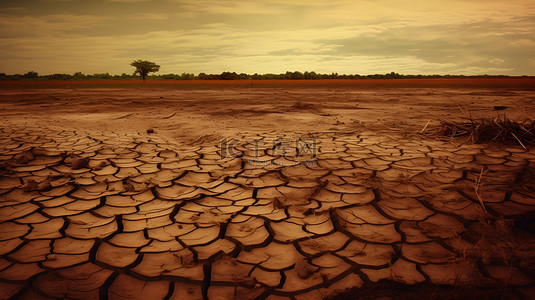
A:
[{"left": 435, "top": 113, "right": 535, "bottom": 148}]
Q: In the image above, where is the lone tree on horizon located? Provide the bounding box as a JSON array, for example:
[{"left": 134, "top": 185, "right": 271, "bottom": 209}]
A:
[{"left": 130, "top": 59, "right": 160, "bottom": 81}]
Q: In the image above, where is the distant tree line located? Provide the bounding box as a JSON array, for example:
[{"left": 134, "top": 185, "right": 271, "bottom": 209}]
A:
[{"left": 0, "top": 71, "right": 521, "bottom": 81}]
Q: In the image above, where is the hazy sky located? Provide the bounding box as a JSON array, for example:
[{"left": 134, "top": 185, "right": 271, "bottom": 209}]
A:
[{"left": 1, "top": 0, "right": 534, "bottom": 75}]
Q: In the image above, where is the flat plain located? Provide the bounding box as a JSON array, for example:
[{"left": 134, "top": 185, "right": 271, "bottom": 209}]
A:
[{"left": 1, "top": 78, "right": 535, "bottom": 299}]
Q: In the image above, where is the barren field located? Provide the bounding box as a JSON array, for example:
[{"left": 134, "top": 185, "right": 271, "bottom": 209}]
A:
[{"left": 1, "top": 79, "right": 535, "bottom": 299}]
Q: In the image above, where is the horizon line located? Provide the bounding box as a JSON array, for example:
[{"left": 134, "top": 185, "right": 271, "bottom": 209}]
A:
[{"left": 1, "top": 71, "right": 534, "bottom": 78}]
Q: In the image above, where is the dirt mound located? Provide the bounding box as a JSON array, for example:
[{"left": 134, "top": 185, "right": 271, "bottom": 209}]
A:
[{"left": 289, "top": 101, "right": 319, "bottom": 111}]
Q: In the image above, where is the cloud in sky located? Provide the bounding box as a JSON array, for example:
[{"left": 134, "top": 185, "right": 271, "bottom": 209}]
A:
[{"left": 0, "top": 0, "right": 534, "bottom": 75}]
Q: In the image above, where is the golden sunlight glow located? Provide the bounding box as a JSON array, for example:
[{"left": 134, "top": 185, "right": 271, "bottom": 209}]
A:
[{"left": 0, "top": 0, "right": 534, "bottom": 75}]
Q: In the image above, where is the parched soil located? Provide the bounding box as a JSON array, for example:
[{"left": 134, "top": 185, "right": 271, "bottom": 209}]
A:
[
  {"left": 1, "top": 78, "right": 535, "bottom": 145},
  {"left": 0, "top": 79, "right": 534, "bottom": 299}
]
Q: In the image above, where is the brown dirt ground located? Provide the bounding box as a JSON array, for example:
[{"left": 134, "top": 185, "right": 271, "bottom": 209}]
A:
[
  {"left": 1, "top": 79, "right": 535, "bottom": 299},
  {"left": 1, "top": 79, "right": 534, "bottom": 146}
]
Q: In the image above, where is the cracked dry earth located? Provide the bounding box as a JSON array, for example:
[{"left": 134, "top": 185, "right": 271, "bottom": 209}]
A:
[
  {"left": 1, "top": 84, "right": 535, "bottom": 300},
  {"left": 2, "top": 126, "right": 535, "bottom": 300}
]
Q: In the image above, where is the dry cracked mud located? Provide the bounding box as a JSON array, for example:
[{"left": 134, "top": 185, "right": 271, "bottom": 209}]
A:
[{"left": 1, "top": 81, "right": 535, "bottom": 299}]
